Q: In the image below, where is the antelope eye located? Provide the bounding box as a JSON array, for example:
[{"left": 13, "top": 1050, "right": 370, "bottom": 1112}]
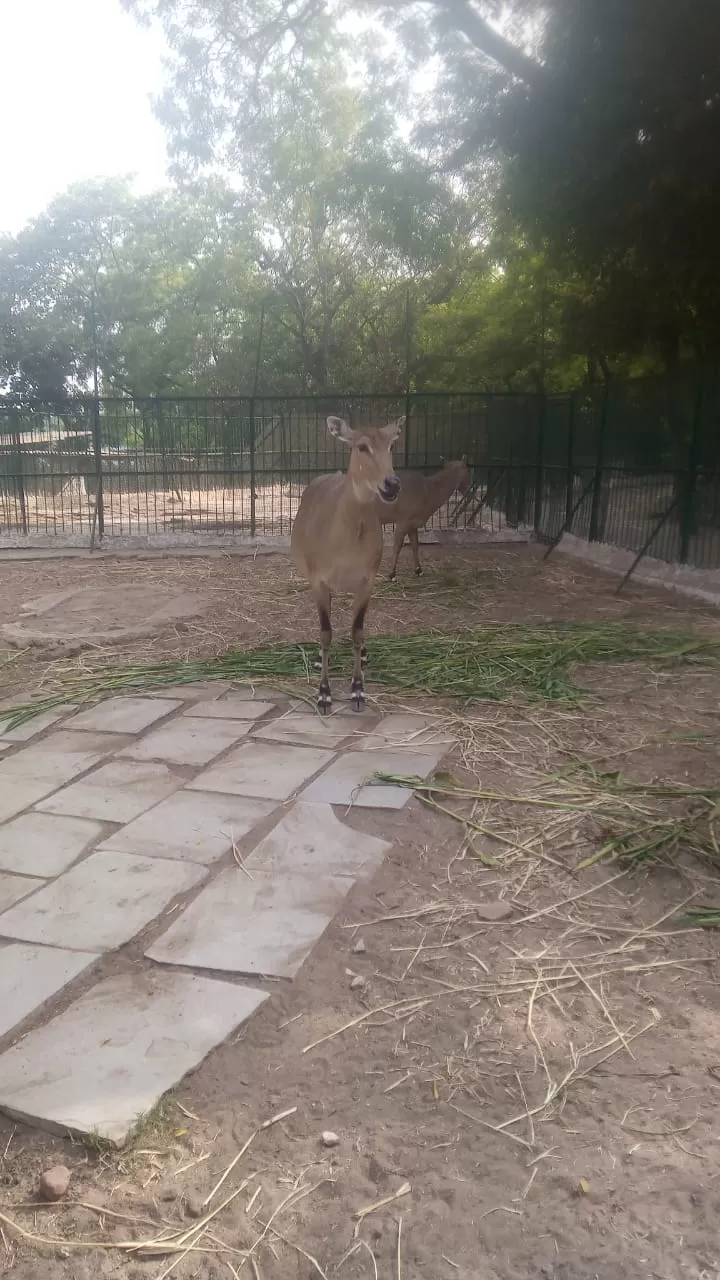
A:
[{"left": 357, "top": 442, "right": 370, "bottom": 454}]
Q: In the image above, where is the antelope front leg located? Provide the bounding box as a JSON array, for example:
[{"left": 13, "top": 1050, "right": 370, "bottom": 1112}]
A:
[
  {"left": 316, "top": 587, "right": 333, "bottom": 714},
  {"left": 350, "top": 593, "right": 369, "bottom": 711}
]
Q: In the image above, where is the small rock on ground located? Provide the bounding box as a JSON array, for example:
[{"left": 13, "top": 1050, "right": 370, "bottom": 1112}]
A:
[
  {"left": 475, "top": 900, "right": 513, "bottom": 921},
  {"left": 39, "top": 1165, "right": 71, "bottom": 1201}
]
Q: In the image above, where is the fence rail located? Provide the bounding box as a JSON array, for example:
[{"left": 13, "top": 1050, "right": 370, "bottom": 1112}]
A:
[{"left": 1, "top": 372, "right": 719, "bottom": 570}]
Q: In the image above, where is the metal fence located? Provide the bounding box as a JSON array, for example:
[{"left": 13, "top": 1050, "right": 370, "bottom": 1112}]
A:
[
  {"left": 0, "top": 372, "right": 718, "bottom": 570},
  {"left": 0, "top": 392, "right": 539, "bottom": 542}
]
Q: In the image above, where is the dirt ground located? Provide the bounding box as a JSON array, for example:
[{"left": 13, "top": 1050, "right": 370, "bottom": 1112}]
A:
[{"left": 2, "top": 545, "right": 720, "bottom": 1280}]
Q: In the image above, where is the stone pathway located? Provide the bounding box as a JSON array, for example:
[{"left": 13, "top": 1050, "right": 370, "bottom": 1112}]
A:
[{"left": 0, "top": 687, "right": 450, "bottom": 1145}]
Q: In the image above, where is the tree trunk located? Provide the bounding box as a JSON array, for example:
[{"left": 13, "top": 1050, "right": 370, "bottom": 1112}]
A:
[{"left": 437, "top": 0, "right": 544, "bottom": 86}]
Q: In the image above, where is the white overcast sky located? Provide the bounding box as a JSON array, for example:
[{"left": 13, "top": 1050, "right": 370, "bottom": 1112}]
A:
[{"left": 0, "top": 0, "right": 169, "bottom": 235}]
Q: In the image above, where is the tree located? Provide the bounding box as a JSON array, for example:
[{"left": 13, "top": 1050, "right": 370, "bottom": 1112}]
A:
[{"left": 123, "top": 0, "right": 720, "bottom": 372}]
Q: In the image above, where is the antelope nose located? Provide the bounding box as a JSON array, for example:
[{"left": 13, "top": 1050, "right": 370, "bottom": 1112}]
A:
[{"left": 380, "top": 476, "right": 400, "bottom": 502}]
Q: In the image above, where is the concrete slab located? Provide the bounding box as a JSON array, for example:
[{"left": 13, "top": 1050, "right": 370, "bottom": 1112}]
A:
[
  {"left": 1, "top": 585, "right": 209, "bottom": 650},
  {"left": 351, "top": 713, "right": 455, "bottom": 754},
  {"left": 0, "top": 813, "right": 105, "bottom": 877},
  {"left": 0, "top": 850, "right": 204, "bottom": 951},
  {"left": 0, "top": 943, "right": 98, "bottom": 1038},
  {"left": 118, "top": 717, "right": 253, "bottom": 766},
  {"left": 300, "top": 747, "right": 444, "bottom": 809},
  {"left": 246, "top": 802, "right": 391, "bottom": 878},
  {"left": 225, "top": 684, "right": 285, "bottom": 702},
  {"left": 0, "top": 779, "right": 68, "bottom": 825},
  {"left": 0, "top": 873, "right": 45, "bottom": 913},
  {"left": 69, "top": 696, "right": 183, "bottom": 735},
  {"left": 0, "top": 706, "right": 76, "bottom": 743},
  {"left": 0, "top": 742, "right": 109, "bottom": 824},
  {"left": 99, "top": 791, "right": 274, "bottom": 865},
  {"left": 0, "top": 970, "right": 268, "bottom": 1144},
  {"left": 184, "top": 696, "right": 275, "bottom": 721},
  {"left": 147, "top": 866, "right": 350, "bottom": 977},
  {"left": 36, "top": 760, "right": 183, "bottom": 824},
  {"left": 0, "top": 744, "right": 105, "bottom": 788},
  {"left": 253, "top": 712, "right": 355, "bottom": 749},
  {"left": 188, "top": 742, "right": 334, "bottom": 802},
  {"left": 22, "top": 729, "right": 130, "bottom": 757},
  {"left": 150, "top": 681, "right": 232, "bottom": 701}
]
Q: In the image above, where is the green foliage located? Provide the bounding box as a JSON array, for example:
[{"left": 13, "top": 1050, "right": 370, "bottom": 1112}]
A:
[{"left": 4, "top": 0, "right": 717, "bottom": 396}]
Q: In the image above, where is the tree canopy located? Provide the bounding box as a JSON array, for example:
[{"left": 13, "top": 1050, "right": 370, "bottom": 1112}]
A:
[{"left": 1, "top": 0, "right": 717, "bottom": 400}]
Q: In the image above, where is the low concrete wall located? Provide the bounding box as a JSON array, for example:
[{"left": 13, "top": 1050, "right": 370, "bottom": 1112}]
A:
[
  {"left": 0, "top": 525, "right": 530, "bottom": 560},
  {"left": 558, "top": 532, "right": 720, "bottom": 608}
]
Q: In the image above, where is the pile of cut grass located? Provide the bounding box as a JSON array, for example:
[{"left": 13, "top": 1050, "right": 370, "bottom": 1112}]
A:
[
  {"left": 3, "top": 622, "right": 719, "bottom": 729},
  {"left": 375, "top": 762, "right": 720, "bottom": 874}
]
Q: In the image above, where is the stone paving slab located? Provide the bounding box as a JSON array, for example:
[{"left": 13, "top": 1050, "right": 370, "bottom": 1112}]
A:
[
  {"left": 183, "top": 696, "right": 276, "bottom": 721},
  {"left": 245, "top": 802, "right": 391, "bottom": 879},
  {"left": 253, "top": 712, "right": 356, "bottom": 749},
  {"left": 150, "top": 681, "right": 232, "bottom": 701},
  {"left": 100, "top": 791, "right": 275, "bottom": 865},
  {"left": 0, "top": 779, "right": 68, "bottom": 825},
  {"left": 21, "top": 729, "right": 132, "bottom": 757},
  {"left": 300, "top": 747, "right": 444, "bottom": 809},
  {"left": 0, "top": 743, "right": 107, "bottom": 788},
  {"left": 147, "top": 866, "right": 351, "bottom": 977},
  {"left": 0, "top": 706, "right": 76, "bottom": 743},
  {"left": 0, "top": 873, "right": 45, "bottom": 914},
  {"left": 0, "top": 970, "right": 269, "bottom": 1144},
  {"left": 118, "top": 717, "right": 253, "bottom": 766},
  {"left": 0, "top": 850, "right": 205, "bottom": 951},
  {"left": 351, "top": 713, "right": 455, "bottom": 753},
  {"left": 0, "top": 942, "right": 98, "bottom": 1038},
  {"left": 188, "top": 742, "right": 334, "bottom": 801},
  {"left": 69, "top": 696, "right": 183, "bottom": 735},
  {"left": 36, "top": 760, "right": 183, "bottom": 823},
  {"left": 0, "top": 813, "right": 105, "bottom": 877}
]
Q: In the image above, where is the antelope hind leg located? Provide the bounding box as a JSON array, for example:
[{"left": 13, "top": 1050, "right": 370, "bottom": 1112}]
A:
[
  {"left": 388, "top": 528, "right": 405, "bottom": 581},
  {"left": 350, "top": 596, "right": 368, "bottom": 711},
  {"left": 316, "top": 589, "right": 333, "bottom": 714},
  {"left": 409, "top": 527, "right": 422, "bottom": 576}
]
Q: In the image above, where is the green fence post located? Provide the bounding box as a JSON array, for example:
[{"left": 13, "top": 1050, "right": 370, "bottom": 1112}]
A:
[
  {"left": 680, "top": 375, "right": 703, "bottom": 564},
  {"left": 565, "top": 393, "right": 576, "bottom": 528},
  {"left": 533, "top": 392, "right": 546, "bottom": 535},
  {"left": 249, "top": 397, "right": 256, "bottom": 538},
  {"left": 589, "top": 384, "right": 609, "bottom": 542},
  {"left": 90, "top": 393, "right": 105, "bottom": 541},
  {"left": 10, "top": 407, "right": 28, "bottom": 535}
]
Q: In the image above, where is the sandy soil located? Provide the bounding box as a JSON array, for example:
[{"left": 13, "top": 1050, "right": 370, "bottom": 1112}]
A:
[{"left": 0, "top": 545, "right": 720, "bottom": 1279}]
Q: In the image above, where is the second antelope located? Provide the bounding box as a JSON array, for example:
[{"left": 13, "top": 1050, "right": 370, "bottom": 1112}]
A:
[
  {"left": 380, "top": 458, "right": 470, "bottom": 579},
  {"left": 291, "top": 415, "right": 403, "bottom": 713}
]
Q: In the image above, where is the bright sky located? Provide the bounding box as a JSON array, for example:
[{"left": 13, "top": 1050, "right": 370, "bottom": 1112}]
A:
[{"left": 0, "top": 0, "right": 169, "bottom": 235}]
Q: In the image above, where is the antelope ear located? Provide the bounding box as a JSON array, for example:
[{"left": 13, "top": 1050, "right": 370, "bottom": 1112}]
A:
[
  {"left": 380, "top": 415, "right": 405, "bottom": 445},
  {"left": 327, "top": 416, "right": 354, "bottom": 444}
]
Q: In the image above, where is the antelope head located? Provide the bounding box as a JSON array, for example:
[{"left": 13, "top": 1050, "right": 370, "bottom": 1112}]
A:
[{"left": 327, "top": 416, "right": 403, "bottom": 504}]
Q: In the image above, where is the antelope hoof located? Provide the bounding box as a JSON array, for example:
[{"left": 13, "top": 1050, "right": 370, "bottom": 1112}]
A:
[
  {"left": 317, "top": 684, "right": 332, "bottom": 715},
  {"left": 414, "top": 566, "right": 423, "bottom": 577},
  {"left": 350, "top": 678, "right": 365, "bottom": 712}
]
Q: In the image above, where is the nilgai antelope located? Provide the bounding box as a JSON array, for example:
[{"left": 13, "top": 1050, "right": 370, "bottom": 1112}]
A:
[
  {"left": 291, "top": 415, "right": 403, "bottom": 713},
  {"left": 381, "top": 458, "right": 470, "bottom": 579}
]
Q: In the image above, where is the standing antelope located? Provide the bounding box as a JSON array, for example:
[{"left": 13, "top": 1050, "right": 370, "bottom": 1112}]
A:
[
  {"left": 291, "top": 415, "right": 403, "bottom": 713},
  {"left": 380, "top": 459, "right": 470, "bottom": 579}
]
